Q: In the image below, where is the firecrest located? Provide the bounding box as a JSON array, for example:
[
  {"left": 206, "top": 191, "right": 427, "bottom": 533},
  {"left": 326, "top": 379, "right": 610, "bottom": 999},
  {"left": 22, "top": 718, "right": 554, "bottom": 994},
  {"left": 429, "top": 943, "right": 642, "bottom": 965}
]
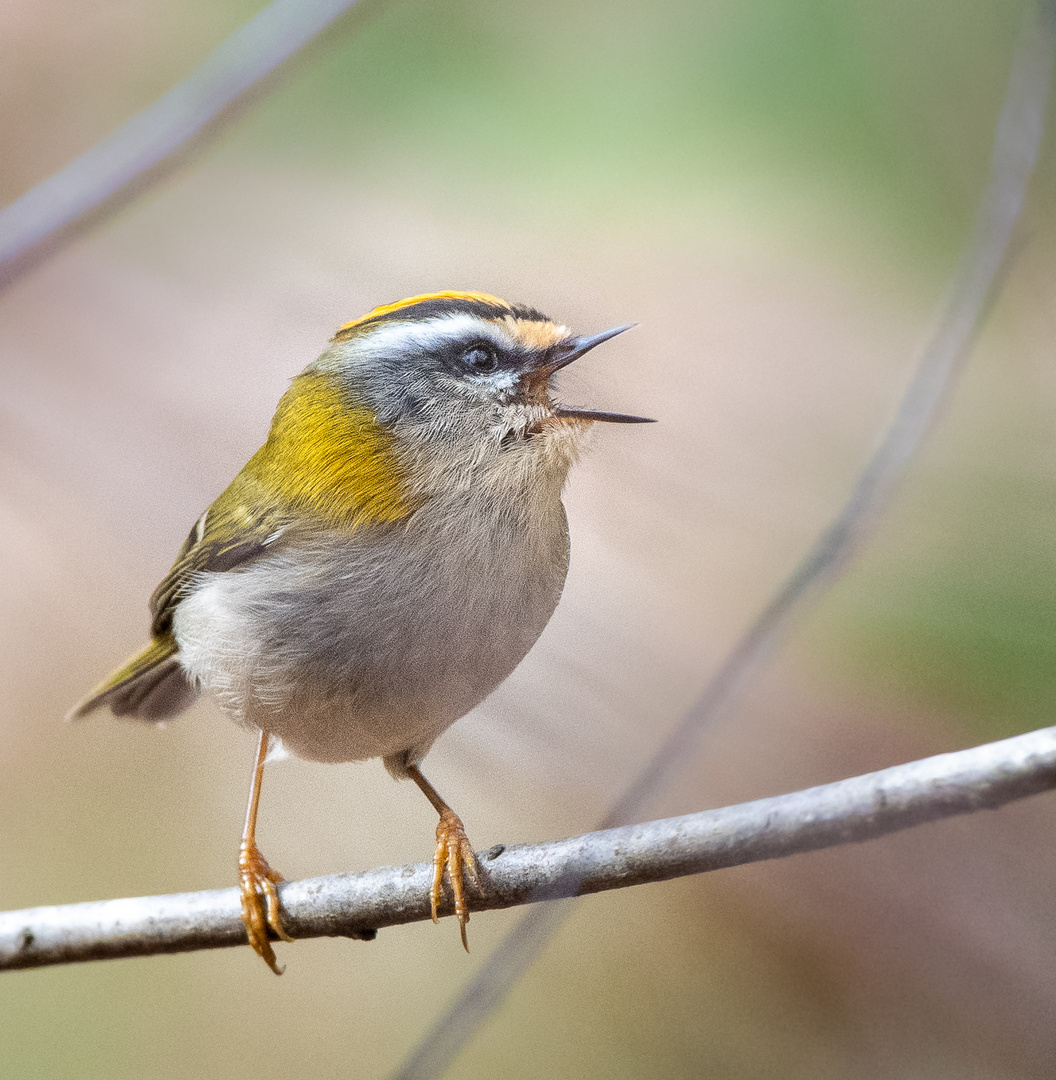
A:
[{"left": 71, "top": 290, "right": 652, "bottom": 973}]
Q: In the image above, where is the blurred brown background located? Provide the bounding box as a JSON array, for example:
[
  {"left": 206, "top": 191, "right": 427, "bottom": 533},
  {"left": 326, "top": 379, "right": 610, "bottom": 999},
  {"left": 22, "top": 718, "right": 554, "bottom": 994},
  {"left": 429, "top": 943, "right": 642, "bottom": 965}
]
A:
[{"left": 3, "top": 0, "right": 1056, "bottom": 1076}]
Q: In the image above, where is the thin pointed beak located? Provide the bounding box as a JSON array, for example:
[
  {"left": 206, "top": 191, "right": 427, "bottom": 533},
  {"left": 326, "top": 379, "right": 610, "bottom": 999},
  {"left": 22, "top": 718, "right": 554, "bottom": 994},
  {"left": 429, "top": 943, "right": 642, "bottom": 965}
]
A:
[
  {"left": 544, "top": 323, "right": 637, "bottom": 374},
  {"left": 534, "top": 323, "right": 656, "bottom": 425},
  {"left": 551, "top": 406, "right": 656, "bottom": 424}
]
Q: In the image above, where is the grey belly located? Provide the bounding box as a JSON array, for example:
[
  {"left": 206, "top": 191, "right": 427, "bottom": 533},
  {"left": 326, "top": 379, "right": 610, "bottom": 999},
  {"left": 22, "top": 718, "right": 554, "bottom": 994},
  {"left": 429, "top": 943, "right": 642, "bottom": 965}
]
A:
[{"left": 173, "top": 509, "right": 569, "bottom": 765}]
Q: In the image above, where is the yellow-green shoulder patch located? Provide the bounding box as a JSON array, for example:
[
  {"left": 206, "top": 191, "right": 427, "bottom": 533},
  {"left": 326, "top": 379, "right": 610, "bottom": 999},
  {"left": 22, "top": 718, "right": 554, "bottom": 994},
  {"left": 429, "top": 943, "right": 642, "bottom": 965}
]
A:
[{"left": 242, "top": 371, "right": 411, "bottom": 530}]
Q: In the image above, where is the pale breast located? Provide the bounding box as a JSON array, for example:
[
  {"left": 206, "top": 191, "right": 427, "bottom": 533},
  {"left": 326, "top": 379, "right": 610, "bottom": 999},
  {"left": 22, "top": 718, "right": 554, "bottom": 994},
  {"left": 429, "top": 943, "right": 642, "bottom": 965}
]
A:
[{"left": 173, "top": 490, "right": 570, "bottom": 766}]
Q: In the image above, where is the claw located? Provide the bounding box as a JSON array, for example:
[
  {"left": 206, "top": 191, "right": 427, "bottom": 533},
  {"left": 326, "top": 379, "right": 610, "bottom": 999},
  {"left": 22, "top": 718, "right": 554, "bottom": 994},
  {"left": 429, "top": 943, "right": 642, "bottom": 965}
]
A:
[
  {"left": 431, "top": 808, "right": 480, "bottom": 952},
  {"left": 239, "top": 840, "right": 294, "bottom": 974}
]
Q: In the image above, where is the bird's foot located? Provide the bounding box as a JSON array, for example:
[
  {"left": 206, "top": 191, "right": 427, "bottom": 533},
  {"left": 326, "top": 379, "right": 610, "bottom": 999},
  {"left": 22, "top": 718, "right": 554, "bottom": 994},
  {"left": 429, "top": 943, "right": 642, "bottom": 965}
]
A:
[
  {"left": 238, "top": 840, "right": 294, "bottom": 974},
  {"left": 431, "top": 808, "right": 480, "bottom": 951}
]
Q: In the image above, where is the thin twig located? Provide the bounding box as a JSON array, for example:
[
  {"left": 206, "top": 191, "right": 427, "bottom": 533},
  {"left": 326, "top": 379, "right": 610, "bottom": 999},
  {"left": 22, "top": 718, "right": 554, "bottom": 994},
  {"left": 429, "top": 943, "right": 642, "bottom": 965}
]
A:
[
  {"left": 2, "top": 725, "right": 1055, "bottom": 973},
  {"left": 0, "top": 0, "right": 378, "bottom": 290},
  {"left": 392, "top": 5, "right": 1056, "bottom": 1077},
  {"left": 605, "top": 0, "right": 1056, "bottom": 836}
]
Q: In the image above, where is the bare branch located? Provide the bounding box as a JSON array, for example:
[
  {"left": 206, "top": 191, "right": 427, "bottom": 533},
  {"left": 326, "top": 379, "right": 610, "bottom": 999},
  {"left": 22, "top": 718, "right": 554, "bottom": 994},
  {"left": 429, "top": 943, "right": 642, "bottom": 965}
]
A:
[
  {"left": 0, "top": 0, "right": 377, "bottom": 290},
  {"left": 3, "top": 725, "right": 1055, "bottom": 973}
]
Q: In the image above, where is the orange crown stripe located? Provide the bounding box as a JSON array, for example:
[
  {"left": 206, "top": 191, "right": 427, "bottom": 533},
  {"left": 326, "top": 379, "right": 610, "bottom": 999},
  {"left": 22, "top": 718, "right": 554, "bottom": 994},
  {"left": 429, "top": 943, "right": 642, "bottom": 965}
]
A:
[{"left": 336, "top": 291, "right": 512, "bottom": 334}]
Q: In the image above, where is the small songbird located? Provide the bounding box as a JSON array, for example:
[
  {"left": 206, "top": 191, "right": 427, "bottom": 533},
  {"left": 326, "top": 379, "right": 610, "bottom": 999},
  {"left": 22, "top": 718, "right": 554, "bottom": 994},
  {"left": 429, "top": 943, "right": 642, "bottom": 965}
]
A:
[{"left": 70, "top": 291, "right": 652, "bottom": 973}]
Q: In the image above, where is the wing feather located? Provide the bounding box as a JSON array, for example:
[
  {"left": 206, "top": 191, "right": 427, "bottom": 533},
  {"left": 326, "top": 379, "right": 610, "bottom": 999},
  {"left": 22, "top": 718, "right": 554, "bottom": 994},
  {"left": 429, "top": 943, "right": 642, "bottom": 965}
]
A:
[
  {"left": 74, "top": 478, "right": 289, "bottom": 721},
  {"left": 72, "top": 367, "right": 412, "bottom": 722},
  {"left": 148, "top": 478, "right": 289, "bottom": 636}
]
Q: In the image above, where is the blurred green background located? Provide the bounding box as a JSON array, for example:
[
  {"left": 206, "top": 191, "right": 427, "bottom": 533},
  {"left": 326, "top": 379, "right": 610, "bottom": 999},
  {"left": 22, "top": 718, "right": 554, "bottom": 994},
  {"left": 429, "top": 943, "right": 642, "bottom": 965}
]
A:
[{"left": 3, "top": 0, "right": 1056, "bottom": 1077}]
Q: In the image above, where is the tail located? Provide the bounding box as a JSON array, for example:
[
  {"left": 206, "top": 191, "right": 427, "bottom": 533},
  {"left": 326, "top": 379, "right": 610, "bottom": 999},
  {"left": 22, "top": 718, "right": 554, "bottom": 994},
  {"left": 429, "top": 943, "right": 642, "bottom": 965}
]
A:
[{"left": 68, "top": 634, "right": 199, "bottom": 722}]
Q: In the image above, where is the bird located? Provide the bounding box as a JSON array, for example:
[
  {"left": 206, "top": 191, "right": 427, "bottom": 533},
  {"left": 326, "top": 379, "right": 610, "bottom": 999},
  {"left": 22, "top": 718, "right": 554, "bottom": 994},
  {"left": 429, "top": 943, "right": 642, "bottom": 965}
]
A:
[{"left": 70, "top": 290, "right": 653, "bottom": 973}]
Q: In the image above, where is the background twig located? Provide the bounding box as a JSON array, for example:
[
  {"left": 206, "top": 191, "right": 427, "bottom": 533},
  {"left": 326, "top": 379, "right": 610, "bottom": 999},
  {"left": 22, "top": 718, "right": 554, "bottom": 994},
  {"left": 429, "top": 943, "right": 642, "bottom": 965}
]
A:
[
  {"left": 392, "top": 5, "right": 1056, "bottom": 1077},
  {"left": 0, "top": 0, "right": 378, "bottom": 291},
  {"left": 2, "top": 725, "right": 1055, "bottom": 972}
]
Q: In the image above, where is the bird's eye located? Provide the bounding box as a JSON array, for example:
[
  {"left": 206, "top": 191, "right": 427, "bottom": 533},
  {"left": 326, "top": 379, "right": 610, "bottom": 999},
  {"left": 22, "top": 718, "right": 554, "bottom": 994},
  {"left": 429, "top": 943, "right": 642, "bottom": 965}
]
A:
[{"left": 460, "top": 343, "right": 498, "bottom": 373}]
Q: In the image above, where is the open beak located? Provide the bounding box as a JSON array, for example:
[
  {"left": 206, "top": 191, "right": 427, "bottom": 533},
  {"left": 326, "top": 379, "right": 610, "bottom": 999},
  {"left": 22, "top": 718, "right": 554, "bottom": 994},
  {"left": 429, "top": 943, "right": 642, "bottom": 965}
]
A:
[{"left": 533, "top": 324, "right": 656, "bottom": 425}]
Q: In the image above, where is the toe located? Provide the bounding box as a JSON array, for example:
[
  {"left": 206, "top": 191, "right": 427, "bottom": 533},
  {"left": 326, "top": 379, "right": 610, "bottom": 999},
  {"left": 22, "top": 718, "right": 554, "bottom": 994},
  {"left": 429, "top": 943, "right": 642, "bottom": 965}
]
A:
[
  {"left": 431, "top": 810, "right": 478, "bottom": 949},
  {"left": 238, "top": 844, "right": 291, "bottom": 973},
  {"left": 261, "top": 876, "right": 295, "bottom": 944},
  {"left": 240, "top": 880, "right": 283, "bottom": 974}
]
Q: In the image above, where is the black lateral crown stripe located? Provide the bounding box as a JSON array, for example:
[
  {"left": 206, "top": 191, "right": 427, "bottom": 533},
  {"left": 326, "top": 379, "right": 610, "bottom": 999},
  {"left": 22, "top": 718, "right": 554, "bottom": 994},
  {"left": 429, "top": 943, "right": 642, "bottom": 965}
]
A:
[{"left": 333, "top": 297, "right": 551, "bottom": 341}]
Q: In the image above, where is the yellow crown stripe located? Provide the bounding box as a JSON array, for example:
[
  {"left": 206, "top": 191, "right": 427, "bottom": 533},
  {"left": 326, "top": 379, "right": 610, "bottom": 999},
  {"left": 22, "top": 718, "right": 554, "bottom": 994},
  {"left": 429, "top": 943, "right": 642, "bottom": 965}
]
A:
[{"left": 336, "top": 291, "right": 512, "bottom": 334}]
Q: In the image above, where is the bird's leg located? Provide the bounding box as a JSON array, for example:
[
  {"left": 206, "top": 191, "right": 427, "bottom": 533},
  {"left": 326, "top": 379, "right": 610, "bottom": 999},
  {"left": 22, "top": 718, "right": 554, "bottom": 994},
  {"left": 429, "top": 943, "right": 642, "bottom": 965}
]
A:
[
  {"left": 238, "top": 729, "right": 294, "bottom": 974},
  {"left": 405, "top": 764, "right": 479, "bottom": 952}
]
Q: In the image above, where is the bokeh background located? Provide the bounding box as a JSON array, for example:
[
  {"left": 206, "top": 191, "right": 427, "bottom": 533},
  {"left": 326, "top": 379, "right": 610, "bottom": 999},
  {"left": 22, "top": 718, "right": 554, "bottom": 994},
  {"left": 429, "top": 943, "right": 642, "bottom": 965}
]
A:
[{"left": 4, "top": 0, "right": 1056, "bottom": 1076}]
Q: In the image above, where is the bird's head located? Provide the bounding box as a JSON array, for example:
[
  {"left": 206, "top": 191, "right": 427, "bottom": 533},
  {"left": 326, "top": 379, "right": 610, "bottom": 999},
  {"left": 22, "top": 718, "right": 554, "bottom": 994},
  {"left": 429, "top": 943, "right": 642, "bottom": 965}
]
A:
[{"left": 314, "top": 292, "right": 652, "bottom": 492}]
